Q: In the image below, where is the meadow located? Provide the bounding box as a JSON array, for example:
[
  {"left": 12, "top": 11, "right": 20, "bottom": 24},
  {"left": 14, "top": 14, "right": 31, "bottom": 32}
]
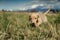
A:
[{"left": 0, "top": 11, "right": 60, "bottom": 40}]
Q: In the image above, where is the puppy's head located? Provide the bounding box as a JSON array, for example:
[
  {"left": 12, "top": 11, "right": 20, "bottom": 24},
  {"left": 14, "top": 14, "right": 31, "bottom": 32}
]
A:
[{"left": 29, "top": 13, "right": 39, "bottom": 27}]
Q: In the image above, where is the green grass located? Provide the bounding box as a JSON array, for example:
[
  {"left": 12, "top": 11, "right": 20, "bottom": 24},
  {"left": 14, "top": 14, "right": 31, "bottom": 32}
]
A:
[{"left": 0, "top": 11, "right": 60, "bottom": 40}]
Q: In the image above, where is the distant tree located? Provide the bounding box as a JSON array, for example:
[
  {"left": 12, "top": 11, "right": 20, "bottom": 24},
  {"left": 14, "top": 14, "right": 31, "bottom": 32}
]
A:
[
  {"left": 31, "top": 9, "right": 37, "bottom": 12},
  {"left": 2, "top": 9, "right": 5, "bottom": 12},
  {"left": 50, "top": 9, "right": 60, "bottom": 13},
  {"left": 2, "top": 9, "right": 7, "bottom": 12}
]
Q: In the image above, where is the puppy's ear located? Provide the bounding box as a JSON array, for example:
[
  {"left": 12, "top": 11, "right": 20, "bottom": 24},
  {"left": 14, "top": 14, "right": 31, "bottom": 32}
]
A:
[
  {"left": 29, "top": 16, "right": 31, "bottom": 21},
  {"left": 28, "top": 13, "right": 31, "bottom": 21},
  {"left": 36, "top": 19, "right": 38, "bottom": 23},
  {"left": 36, "top": 15, "right": 39, "bottom": 23}
]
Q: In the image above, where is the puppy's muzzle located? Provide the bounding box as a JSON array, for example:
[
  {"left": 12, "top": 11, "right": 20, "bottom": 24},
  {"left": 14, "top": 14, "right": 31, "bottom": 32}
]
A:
[{"left": 31, "top": 23, "right": 35, "bottom": 27}]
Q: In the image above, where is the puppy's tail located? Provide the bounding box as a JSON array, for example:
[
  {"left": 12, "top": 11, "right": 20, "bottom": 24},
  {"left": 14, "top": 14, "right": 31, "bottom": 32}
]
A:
[{"left": 44, "top": 6, "right": 51, "bottom": 14}]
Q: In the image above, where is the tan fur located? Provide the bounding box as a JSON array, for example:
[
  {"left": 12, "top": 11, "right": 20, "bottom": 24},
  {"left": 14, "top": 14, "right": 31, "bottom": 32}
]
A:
[{"left": 29, "top": 13, "right": 47, "bottom": 26}]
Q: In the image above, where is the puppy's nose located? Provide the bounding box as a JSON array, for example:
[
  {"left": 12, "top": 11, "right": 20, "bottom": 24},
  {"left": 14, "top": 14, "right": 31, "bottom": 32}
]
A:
[
  {"left": 31, "top": 23, "right": 35, "bottom": 26},
  {"left": 32, "top": 23, "right": 34, "bottom": 25}
]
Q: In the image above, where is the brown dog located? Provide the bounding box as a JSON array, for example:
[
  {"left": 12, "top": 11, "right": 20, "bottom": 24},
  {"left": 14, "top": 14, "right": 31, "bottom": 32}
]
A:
[{"left": 29, "top": 8, "right": 50, "bottom": 27}]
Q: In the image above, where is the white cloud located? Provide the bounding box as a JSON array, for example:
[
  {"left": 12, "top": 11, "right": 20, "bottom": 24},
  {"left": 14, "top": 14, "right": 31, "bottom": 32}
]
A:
[
  {"left": 22, "top": 8, "right": 26, "bottom": 10},
  {"left": 7, "top": 9, "right": 12, "bottom": 11},
  {"left": 39, "top": 4, "right": 44, "bottom": 6},
  {"left": 31, "top": 4, "right": 39, "bottom": 8},
  {"left": 31, "top": 4, "right": 44, "bottom": 9}
]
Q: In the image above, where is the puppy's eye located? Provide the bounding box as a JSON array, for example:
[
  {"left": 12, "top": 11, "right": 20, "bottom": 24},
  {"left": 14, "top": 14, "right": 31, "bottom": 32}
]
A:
[
  {"left": 35, "top": 18, "right": 37, "bottom": 19},
  {"left": 30, "top": 18, "right": 32, "bottom": 19}
]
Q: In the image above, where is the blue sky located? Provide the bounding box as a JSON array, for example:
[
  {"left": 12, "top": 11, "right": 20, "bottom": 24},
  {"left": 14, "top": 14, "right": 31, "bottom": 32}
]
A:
[{"left": 0, "top": 0, "right": 60, "bottom": 10}]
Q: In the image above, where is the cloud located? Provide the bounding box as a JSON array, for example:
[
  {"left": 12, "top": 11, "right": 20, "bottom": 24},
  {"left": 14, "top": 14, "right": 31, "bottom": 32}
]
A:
[
  {"left": 31, "top": 4, "right": 44, "bottom": 8},
  {"left": 40, "top": 4, "right": 45, "bottom": 6},
  {"left": 31, "top": 5, "right": 39, "bottom": 8}
]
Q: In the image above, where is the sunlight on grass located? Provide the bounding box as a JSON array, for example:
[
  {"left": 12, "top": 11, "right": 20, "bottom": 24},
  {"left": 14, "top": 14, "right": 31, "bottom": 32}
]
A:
[{"left": 0, "top": 11, "right": 60, "bottom": 40}]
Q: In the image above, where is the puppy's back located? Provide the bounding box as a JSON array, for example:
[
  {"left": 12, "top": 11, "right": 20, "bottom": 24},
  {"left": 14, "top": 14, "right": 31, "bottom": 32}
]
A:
[{"left": 39, "top": 14, "right": 47, "bottom": 23}]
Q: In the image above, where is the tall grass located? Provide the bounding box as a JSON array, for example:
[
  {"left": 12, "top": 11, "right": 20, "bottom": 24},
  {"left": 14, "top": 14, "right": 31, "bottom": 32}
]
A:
[{"left": 0, "top": 11, "right": 60, "bottom": 40}]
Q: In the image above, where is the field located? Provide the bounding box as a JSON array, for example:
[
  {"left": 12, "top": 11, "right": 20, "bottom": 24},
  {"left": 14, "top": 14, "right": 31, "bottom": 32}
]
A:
[{"left": 0, "top": 11, "right": 60, "bottom": 40}]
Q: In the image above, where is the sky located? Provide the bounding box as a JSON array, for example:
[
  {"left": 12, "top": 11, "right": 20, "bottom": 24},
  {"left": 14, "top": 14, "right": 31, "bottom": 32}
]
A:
[{"left": 0, "top": 0, "right": 60, "bottom": 10}]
